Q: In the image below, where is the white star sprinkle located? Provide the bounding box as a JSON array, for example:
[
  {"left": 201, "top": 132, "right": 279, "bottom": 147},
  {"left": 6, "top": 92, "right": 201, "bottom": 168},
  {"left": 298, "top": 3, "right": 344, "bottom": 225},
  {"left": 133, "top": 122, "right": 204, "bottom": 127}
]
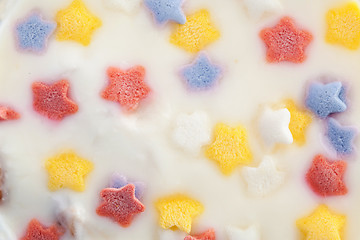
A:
[
  {"left": 226, "top": 225, "right": 260, "bottom": 240},
  {"left": 103, "top": 0, "right": 141, "bottom": 13},
  {"left": 242, "top": 156, "right": 285, "bottom": 197},
  {"left": 258, "top": 107, "right": 293, "bottom": 149},
  {"left": 172, "top": 111, "right": 211, "bottom": 154},
  {"left": 242, "top": 0, "right": 282, "bottom": 20}
]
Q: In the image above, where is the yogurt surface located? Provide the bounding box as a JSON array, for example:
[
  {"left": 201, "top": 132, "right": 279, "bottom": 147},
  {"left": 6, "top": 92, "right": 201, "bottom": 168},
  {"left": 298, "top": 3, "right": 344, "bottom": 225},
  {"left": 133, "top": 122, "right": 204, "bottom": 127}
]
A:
[{"left": 0, "top": 0, "right": 359, "bottom": 239}]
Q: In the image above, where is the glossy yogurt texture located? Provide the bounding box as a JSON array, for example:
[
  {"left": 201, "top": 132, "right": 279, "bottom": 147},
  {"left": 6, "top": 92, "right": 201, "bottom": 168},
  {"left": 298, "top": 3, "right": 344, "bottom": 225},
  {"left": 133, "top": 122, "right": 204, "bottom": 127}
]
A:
[{"left": 0, "top": 0, "right": 359, "bottom": 239}]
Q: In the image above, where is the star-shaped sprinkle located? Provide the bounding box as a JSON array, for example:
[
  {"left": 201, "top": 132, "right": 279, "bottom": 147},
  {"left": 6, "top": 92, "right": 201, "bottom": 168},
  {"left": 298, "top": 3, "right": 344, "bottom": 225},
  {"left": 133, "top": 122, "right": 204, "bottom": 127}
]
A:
[
  {"left": 242, "top": 0, "right": 282, "bottom": 20},
  {"left": 155, "top": 194, "right": 204, "bottom": 233},
  {"left": 180, "top": 52, "right": 222, "bottom": 91},
  {"left": 242, "top": 156, "right": 285, "bottom": 197},
  {"left": 56, "top": 0, "right": 102, "bottom": 46},
  {"left": 305, "top": 81, "right": 346, "bottom": 119},
  {"left": 296, "top": 205, "right": 345, "bottom": 240},
  {"left": 205, "top": 123, "right": 253, "bottom": 175},
  {"left": 15, "top": 12, "right": 56, "bottom": 53},
  {"left": 260, "top": 16, "right": 312, "bottom": 63},
  {"left": 21, "top": 219, "right": 64, "bottom": 240},
  {"left": 306, "top": 154, "right": 347, "bottom": 197},
  {"left": 184, "top": 228, "right": 215, "bottom": 240},
  {"left": 109, "top": 173, "right": 145, "bottom": 200},
  {"left": 54, "top": 197, "right": 85, "bottom": 238},
  {"left": 96, "top": 184, "right": 145, "bottom": 227},
  {"left": 45, "top": 151, "right": 93, "bottom": 192},
  {"left": 326, "top": 2, "right": 360, "bottom": 50},
  {"left": 103, "top": 0, "right": 141, "bottom": 13},
  {"left": 226, "top": 225, "right": 260, "bottom": 240},
  {"left": 32, "top": 79, "right": 79, "bottom": 121},
  {"left": 0, "top": 106, "right": 20, "bottom": 121},
  {"left": 144, "top": 0, "right": 186, "bottom": 24},
  {"left": 170, "top": 9, "right": 220, "bottom": 53},
  {"left": 284, "top": 99, "right": 312, "bottom": 145},
  {"left": 327, "top": 118, "right": 356, "bottom": 155},
  {"left": 101, "top": 66, "right": 151, "bottom": 111},
  {"left": 258, "top": 107, "right": 293, "bottom": 149},
  {"left": 172, "top": 111, "right": 211, "bottom": 153}
]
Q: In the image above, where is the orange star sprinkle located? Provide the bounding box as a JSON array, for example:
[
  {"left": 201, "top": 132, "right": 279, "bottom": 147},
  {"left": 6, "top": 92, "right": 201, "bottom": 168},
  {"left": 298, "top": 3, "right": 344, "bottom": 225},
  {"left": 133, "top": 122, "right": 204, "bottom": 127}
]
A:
[{"left": 260, "top": 16, "right": 312, "bottom": 63}]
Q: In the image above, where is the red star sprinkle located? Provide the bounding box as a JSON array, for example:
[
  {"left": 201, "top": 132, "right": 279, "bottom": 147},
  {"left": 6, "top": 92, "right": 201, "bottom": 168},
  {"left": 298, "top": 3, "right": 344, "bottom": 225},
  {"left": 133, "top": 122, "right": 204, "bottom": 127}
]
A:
[
  {"left": 306, "top": 154, "right": 347, "bottom": 197},
  {"left": 21, "top": 219, "right": 64, "bottom": 240},
  {"left": 184, "top": 228, "right": 216, "bottom": 240},
  {"left": 32, "top": 79, "right": 78, "bottom": 121},
  {"left": 101, "top": 66, "right": 151, "bottom": 111},
  {"left": 260, "top": 16, "right": 312, "bottom": 63},
  {"left": 0, "top": 106, "right": 20, "bottom": 120},
  {"left": 96, "top": 184, "right": 145, "bottom": 227}
]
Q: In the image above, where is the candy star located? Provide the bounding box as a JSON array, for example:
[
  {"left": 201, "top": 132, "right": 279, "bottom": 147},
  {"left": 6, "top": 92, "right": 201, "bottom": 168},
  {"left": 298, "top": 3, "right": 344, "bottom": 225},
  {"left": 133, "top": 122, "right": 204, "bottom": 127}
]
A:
[
  {"left": 32, "top": 79, "right": 78, "bottom": 121},
  {"left": 184, "top": 228, "right": 215, "bottom": 240},
  {"left": 258, "top": 107, "right": 293, "bottom": 149},
  {"left": 21, "top": 219, "right": 64, "bottom": 240},
  {"left": 172, "top": 111, "right": 211, "bottom": 153},
  {"left": 242, "top": 156, "right": 285, "bottom": 197},
  {"left": 205, "top": 123, "right": 253, "bottom": 175},
  {"left": 144, "top": 0, "right": 186, "bottom": 24},
  {"left": 242, "top": 0, "right": 282, "bottom": 20},
  {"left": 103, "top": 0, "right": 141, "bottom": 13},
  {"left": 101, "top": 66, "right": 151, "bottom": 111},
  {"left": 326, "top": 2, "right": 360, "bottom": 50},
  {"left": 109, "top": 173, "right": 145, "bottom": 200},
  {"left": 284, "top": 99, "right": 312, "bottom": 145},
  {"left": 226, "top": 225, "right": 260, "bottom": 240},
  {"left": 170, "top": 9, "right": 220, "bottom": 53},
  {"left": 15, "top": 12, "right": 55, "bottom": 53},
  {"left": 45, "top": 151, "right": 93, "bottom": 191},
  {"left": 327, "top": 118, "right": 356, "bottom": 155},
  {"left": 180, "top": 52, "right": 222, "bottom": 91},
  {"left": 96, "top": 184, "right": 145, "bottom": 227},
  {"left": 260, "top": 17, "right": 312, "bottom": 63},
  {"left": 56, "top": 0, "right": 102, "bottom": 46},
  {"left": 306, "top": 154, "right": 347, "bottom": 197},
  {"left": 305, "top": 81, "right": 346, "bottom": 118},
  {"left": 155, "top": 194, "right": 204, "bottom": 233},
  {"left": 296, "top": 205, "right": 345, "bottom": 240},
  {"left": 0, "top": 106, "right": 20, "bottom": 121}
]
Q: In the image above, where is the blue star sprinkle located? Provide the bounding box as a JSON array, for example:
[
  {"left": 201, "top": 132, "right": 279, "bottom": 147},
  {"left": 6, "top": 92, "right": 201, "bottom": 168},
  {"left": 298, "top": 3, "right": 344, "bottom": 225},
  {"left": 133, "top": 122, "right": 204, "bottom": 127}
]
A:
[
  {"left": 109, "top": 173, "right": 145, "bottom": 200},
  {"left": 15, "top": 12, "right": 56, "bottom": 53},
  {"left": 144, "top": 0, "right": 186, "bottom": 24},
  {"left": 181, "top": 52, "right": 222, "bottom": 91},
  {"left": 305, "top": 81, "right": 347, "bottom": 118},
  {"left": 327, "top": 118, "right": 356, "bottom": 155}
]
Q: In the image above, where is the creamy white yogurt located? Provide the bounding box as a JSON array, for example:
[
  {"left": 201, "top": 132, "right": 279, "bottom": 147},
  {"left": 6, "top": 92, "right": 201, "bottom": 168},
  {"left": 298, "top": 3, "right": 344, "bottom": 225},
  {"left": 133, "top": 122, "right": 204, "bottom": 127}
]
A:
[{"left": 0, "top": 0, "right": 359, "bottom": 239}]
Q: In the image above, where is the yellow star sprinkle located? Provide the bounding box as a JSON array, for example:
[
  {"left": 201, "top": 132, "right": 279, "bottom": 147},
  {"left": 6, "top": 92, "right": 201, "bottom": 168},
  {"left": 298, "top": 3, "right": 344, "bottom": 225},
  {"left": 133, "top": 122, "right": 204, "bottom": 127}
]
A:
[
  {"left": 326, "top": 2, "right": 360, "bottom": 50},
  {"left": 205, "top": 123, "right": 252, "bottom": 175},
  {"left": 296, "top": 205, "right": 345, "bottom": 240},
  {"left": 155, "top": 194, "right": 204, "bottom": 233},
  {"left": 170, "top": 9, "right": 220, "bottom": 53},
  {"left": 56, "top": 0, "right": 102, "bottom": 46},
  {"left": 45, "top": 150, "right": 93, "bottom": 192},
  {"left": 284, "top": 99, "right": 312, "bottom": 146}
]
